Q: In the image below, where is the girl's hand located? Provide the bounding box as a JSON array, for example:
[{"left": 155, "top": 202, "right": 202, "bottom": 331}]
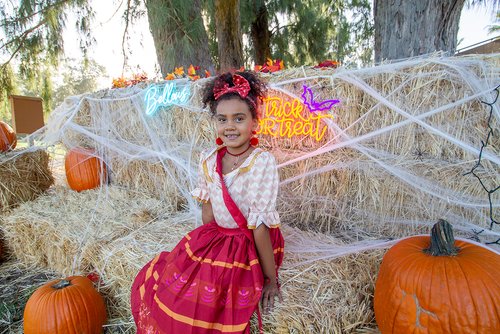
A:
[{"left": 261, "top": 279, "right": 282, "bottom": 314}]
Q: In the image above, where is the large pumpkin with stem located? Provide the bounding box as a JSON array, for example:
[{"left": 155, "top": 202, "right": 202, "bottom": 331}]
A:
[
  {"left": 65, "top": 147, "right": 108, "bottom": 191},
  {"left": 23, "top": 276, "right": 107, "bottom": 334},
  {"left": 0, "top": 120, "right": 17, "bottom": 152},
  {"left": 374, "top": 219, "right": 500, "bottom": 334}
]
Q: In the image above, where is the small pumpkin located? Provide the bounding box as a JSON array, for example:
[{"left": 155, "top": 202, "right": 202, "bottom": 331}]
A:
[
  {"left": 23, "top": 276, "right": 107, "bottom": 334},
  {"left": 65, "top": 147, "right": 108, "bottom": 191},
  {"left": 374, "top": 219, "right": 500, "bottom": 334},
  {"left": 0, "top": 120, "right": 17, "bottom": 152}
]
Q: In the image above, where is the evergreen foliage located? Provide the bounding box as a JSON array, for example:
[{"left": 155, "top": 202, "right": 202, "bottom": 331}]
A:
[
  {"left": 239, "top": 0, "right": 373, "bottom": 67},
  {"left": 0, "top": 0, "right": 94, "bottom": 99},
  {"left": 4, "top": 0, "right": 495, "bottom": 123}
]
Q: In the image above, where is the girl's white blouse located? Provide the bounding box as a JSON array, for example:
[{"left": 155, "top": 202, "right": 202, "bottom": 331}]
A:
[{"left": 191, "top": 147, "right": 281, "bottom": 230}]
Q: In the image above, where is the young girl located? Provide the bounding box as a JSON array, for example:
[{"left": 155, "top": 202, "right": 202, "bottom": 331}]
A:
[{"left": 131, "top": 71, "right": 284, "bottom": 333}]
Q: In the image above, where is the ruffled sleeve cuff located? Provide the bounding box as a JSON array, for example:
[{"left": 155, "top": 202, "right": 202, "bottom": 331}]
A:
[
  {"left": 191, "top": 187, "right": 210, "bottom": 203},
  {"left": 247, "top": 210, "right": 281, "bottom": 229}
]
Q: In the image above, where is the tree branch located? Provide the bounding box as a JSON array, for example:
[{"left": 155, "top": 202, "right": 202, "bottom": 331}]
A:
[
  {"left": 0, "top": 0, "right": 70, "bottom": 28},
  {"left": 2, "top": 26, "right": 34, "bottom": 67},
  {"left": 121, "top": 0, "right": 132, "bottom": 74},
  {"left": 270, "top": 23, "right": 297, "bottom": 36},
  {"left": 0, "top": 18, "right": 47, "bottom": 51}
]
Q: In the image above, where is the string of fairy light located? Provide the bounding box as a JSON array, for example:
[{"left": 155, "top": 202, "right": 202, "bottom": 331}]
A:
[{"left": 464, "top": 84, "right": 500, "bottom": 245}]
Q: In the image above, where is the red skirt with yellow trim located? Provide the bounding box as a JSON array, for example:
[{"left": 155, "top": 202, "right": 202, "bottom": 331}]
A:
[{"left": 131, "top": 221, "right": 284, "bottom": 334}]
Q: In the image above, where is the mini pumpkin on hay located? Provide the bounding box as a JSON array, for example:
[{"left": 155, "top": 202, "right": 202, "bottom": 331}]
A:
[
  {"left": 374, "top": 219, "right": 500, "bottom": 334},
  {"left": 65, "top": 147, "right": 108, "bottom": 191},
  {"left": 23, "top": 276, "right": 107, "bottom": 334},
  {"left": 0, "top": 120, "right": 17, "bottom": 152}
]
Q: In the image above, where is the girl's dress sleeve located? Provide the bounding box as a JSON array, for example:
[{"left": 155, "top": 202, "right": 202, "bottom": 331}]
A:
[
  {"left": 247, "top": 152, "right": 281, "bottom": 229},
  {"left": 191, "top": 153, "right": 210, "bottom": 203}
]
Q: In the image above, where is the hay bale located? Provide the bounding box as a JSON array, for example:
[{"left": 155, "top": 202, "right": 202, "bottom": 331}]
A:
[
  {"left": 0, "top": 149, "right": 54, "bottom": 212},
  {"left": 110, "top": 157, "right": 189, "bottom": 211},
  {"left": 90, "top": 212, "right": 195, "bottom": 320},
  {"left": 0, "top": 185, "right": 177, "bottom": 274},
  {"left": 259, "top": 250, "right": 383, "bottom": 333},
  {"left": 272, "top": 58, "right": 500, "bottom": 236},
  {"left": 93, "top": 223, "right": 384, "bottom": 333},
  {"left": 1, "top": 182, "right": 387, "bottom": 333},
  {"left": 43, "top": 55, "right": 500, "bottom": 241}
]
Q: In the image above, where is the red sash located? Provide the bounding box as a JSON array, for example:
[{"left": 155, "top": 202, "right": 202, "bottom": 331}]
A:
[
  {"left": 215, "top": 147, "right": 284, "bottom": 269},
  {"left": 215, "top": 147, "right": 255, "bottom": 241}
]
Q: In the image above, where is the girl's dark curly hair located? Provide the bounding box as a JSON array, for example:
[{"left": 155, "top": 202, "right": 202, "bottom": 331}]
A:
[{"left": 201, "top": 71, "right": 267, "bottom": 119}]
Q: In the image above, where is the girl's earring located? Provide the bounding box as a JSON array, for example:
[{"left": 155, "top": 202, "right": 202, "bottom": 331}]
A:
[
  {"left": 250, "top": 130, "right": 259, "bottom": 146},
  {"left": 216, "top": 137, "right": 224, "bottom": 145}
]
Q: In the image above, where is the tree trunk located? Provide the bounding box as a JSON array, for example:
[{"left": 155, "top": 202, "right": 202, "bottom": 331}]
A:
[
  {"left": 214, "top": 0, "right": 244, "bottom": 72},
  {"left": 145, "top": 0, "right": 214, "bottom": 76},
  {"left": 374, "top": 0, "right": 466, "bottom": 63},
  {"left": 250, "top": 0, "right": 271, "bottom": 65}
]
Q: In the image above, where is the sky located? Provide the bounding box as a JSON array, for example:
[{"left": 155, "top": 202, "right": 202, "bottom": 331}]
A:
[{"left": 63, "top": 1, "right": 499, "bottom": 90}]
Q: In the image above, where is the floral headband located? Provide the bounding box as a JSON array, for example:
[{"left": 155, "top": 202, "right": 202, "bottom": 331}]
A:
[{"left": 213, "top": 74, "right": 256, "bottom": 109}]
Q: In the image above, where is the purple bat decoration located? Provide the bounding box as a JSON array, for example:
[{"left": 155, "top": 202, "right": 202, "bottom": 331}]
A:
[{"left": 301, "top": 85, "right": 340, "bottom": 112}]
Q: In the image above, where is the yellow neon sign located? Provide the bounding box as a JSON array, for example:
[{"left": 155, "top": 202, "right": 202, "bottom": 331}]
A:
[{"left": 257, "top": 96, "right": 334, "bottom": 141}]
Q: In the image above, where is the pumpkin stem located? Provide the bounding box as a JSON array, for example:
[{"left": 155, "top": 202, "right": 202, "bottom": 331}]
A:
[
  {"left": 424, "top": 219, "right": 459, "bottom": 256},
  {"left": 52, "top": 279, "right": 72, "bottom": 289}
]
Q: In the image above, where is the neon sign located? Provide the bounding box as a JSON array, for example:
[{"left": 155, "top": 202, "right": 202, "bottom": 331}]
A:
[
  {"left": 258, "top": 93, "right": 335, "bottom": 142},
  {"left": 144, "top": 82, "right": 191, "bottom": 116},
  {"left": 301, "top": 85, "right": 340, "bottom": 112}
]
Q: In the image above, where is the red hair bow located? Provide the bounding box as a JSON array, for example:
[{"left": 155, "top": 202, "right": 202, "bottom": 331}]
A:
[{"left": 213, "top": 74, "right": 251, "bottom": 100}]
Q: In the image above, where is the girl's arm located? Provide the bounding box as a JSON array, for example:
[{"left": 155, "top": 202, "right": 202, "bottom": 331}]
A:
[
  {"left": 253, "top": 224, "right": 282, "bottom": 313},
  {"left": 202, "top": 201, "right": 215, "bottom": 224}
]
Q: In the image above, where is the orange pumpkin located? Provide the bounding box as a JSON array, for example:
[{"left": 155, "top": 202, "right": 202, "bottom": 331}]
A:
[
  {"left": 0, "top": 120, "right": 17, "bottom": 152},
  {"left": 65, "top": 147, "right": 108, "bottom": 191},
  {"left": 374, "top": 219, "right": 500, "bottom": 334},
  {"left": 23, "top": 276, "right": 107, "bottom": 334}
]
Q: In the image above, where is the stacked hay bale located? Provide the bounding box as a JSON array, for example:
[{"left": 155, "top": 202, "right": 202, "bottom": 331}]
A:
[
  {"left": 45, "top": 55, "right": 500, "bottom": 242},
  {"left": 1, "top": 184, "right": 384, "bottom": 333},
  {"left": 0, "top": 185, "right": 191, "bottom": 326},
  {"left": 271, "top": 59, "right": 499, "bottom": 240},
  {"left": 0, "top": 149, "right": 54, "bottom": 212}
]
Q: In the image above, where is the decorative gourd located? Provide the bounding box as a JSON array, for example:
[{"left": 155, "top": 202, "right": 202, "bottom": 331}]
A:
[
  {"left": 0, "top": 120, "right": 17, "bottom": 152},
  {"left": 65, "top": 147, "right": 107, "bottom": 191},
  {"left": 23, "top": 276, "right": 107, "bottom": 334},
  {"left": 374, "top": 219, "right": 500, "bottom": 334}
]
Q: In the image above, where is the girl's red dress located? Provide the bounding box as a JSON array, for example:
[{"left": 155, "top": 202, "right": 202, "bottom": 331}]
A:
[{"left": 131, "top": 148, "right": 284, "bottom": 333}]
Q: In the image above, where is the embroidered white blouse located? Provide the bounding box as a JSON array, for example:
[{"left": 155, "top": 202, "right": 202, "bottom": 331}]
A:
[{"left": 191, "top": 147, "right": 281, "bottom": 230}]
